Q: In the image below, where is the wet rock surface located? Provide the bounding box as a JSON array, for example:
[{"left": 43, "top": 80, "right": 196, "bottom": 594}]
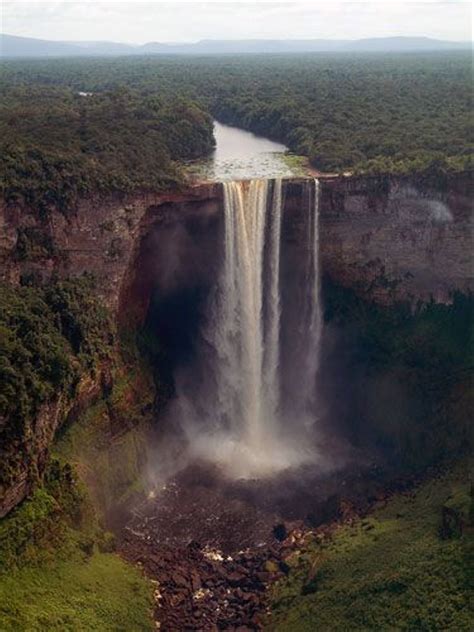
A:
[
  {"left": 121, "top": 537, "right": 286, "bottom": 630},
  {"left": 118, "top": 460, "right": 391, "bottom": 630}
]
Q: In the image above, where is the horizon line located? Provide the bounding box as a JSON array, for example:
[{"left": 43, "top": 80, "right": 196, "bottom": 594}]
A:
[{"left": 2, "top": 33, "right": 472, "bottom": 46}]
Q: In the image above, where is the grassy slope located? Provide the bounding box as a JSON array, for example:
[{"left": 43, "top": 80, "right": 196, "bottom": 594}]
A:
[
  {"left": 0, "top": 553, "right": 152, "bottom": 631},
  {"left": 0, "top": 394, "right": 155, "bottom": 632},
  {"left": 269, "top": 464, "right": 473, "bottom": 631},
  {"left": 0, "top": 475, "right": 154, "bottom": 632}
]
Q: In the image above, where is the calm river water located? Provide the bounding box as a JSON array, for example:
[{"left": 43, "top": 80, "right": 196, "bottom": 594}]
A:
[{"left": 193, "top": 121, "right": 298, "bottom": 181}]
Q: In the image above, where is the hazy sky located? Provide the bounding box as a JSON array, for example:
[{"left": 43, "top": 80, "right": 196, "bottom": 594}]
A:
[{"left": 3, "top": 1, "right": 472, "bottom": 43}]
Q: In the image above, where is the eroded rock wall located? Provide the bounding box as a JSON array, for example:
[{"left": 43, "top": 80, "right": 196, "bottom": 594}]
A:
[
  {"left": 1, "top": 173, "right": 472, "bottom": 320},
  {"left": 318, "top": 172, "right": 473, "bottom": 303},
  {"left": 0, "top": 184, "right": 221, "bottom": 317}
]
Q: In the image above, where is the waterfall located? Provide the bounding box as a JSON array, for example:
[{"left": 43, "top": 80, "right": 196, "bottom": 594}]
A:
[
  {"left": 263, "top": 179, "right": 283, "bottom": 423},
  {"left": 188, "top": 177, "right": 322, "bottom": 477},
  {"left": 302, "top": 178, "right": 322, "bottom": 411},
  {"left": 216, "top": 179, "right": 270, "bottom": 448}
]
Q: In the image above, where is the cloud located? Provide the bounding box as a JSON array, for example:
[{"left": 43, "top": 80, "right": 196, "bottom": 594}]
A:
[{"left": 2, "top": 1, "right": 472, "bottom": 43}]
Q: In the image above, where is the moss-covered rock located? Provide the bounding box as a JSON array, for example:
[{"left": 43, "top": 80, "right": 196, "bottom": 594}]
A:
[
  {"left": 440, "top": 486, "right": 473, "bottom": 539},
  {"left": 54, "top": 365, "right": 155, "bottom": 522}
]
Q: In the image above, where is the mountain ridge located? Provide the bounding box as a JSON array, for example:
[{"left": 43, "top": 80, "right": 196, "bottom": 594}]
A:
[{"left": 1, "top": 33, "right": 471, "bottom": 58}]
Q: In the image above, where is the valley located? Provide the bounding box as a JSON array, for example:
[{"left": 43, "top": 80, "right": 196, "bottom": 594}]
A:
[{"left": 0, "top": 50, "right": 472, "bottom": 631}]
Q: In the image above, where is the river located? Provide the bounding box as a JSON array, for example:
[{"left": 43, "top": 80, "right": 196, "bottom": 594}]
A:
[{"left": 191, "top": 120, "right": 300, "bottom": 181}]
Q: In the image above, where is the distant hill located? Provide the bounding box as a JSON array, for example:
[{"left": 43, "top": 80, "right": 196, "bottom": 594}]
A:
[
  {"left": 347, "top": 36, "right": 471, "bottom": 52},
  {"left": 1, "top": 34, "right": 83, "bottom": 57},
  {"left": 1, "top": 33, "right": 470, "bottom": 58}
]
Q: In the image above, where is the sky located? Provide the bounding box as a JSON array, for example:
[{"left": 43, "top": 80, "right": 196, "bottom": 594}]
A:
[{"left": 2, "top": 1, "right": 472, "bottom": 44}]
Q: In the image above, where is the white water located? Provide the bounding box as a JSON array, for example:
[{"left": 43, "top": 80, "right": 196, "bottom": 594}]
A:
[
  {"left": 187, "top": 177, "right": 322, "bottom": 478},
  {"left": 303, "top": 178, "right": 323, "bottom": 411},
  {"left": 223, "top": 179, "right": 269, "bottom": 447},
  {"left": 263, "top": 179, "right": 283, "bottom": 424}
]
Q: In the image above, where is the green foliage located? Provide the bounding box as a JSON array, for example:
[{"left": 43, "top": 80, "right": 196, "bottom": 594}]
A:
[
  {"left": 0, "top": 555, "right": 153, "bottom": 631},
  {"left": 201, "top": 52, "right": 473, "bottom": 173},
  {"left": 0, "top": 284, "right": 72, "bottom": 436},
  {"left": 0, "top": 277, "right": 114, "bottom": 492},
  {"left": 0, "top": 459, "right": 153, "bottom": 631},
  {"left": 1, "top": 52, "right": 471, "bottom": 189},
  {"left": 269, "top": 464, "right": 473, "bottom": 631},
  {"left": 0, "top": 277, "right": 112, "bottom": 436},
  {"left": 355, "top": 152, "right": 473, "bottom": 177},
  {"left": 14, "top": 226, "right": 56, "bottom": 261},
  {"left": 43, "top": 277, "right": 112, "bottom": 364},
  {"left": 0, "top": 459, "right": 89, "bottom": 570},
  {"left": 0, "top": 84, "right": 214, "bottom": 214},
  {"left": 325, "top": 284, "right": 474, "bottom": 469}
]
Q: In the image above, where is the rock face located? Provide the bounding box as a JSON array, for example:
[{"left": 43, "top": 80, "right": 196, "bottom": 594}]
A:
[
  {"left": 318, "top": 172, "right": 473, "bottom": 303},
  {"left": 0, "top": 172, "right": 472, "bottom": 516},
  {"left": 118, "top": 185, "right": 222, "bottom": 329},
  {"left": 1, "top": 173, "right": 472, "bottom": 323},
  {"left": 0, "top": 184, "right": 221, "bottom": 317},
  {"left": 0, "top": 369, "right": 106, "bottom": 518}
]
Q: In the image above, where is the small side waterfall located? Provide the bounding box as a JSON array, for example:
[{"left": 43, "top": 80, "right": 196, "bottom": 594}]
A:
[
  {"left": 188, "top": 177, "right": 322, "bottom": 477},
  {"left": 263, "top": 178, "right": 283, "bottom": 424},
  {"left": 302, "top": 178, "right": 323, "bottom": 411}
]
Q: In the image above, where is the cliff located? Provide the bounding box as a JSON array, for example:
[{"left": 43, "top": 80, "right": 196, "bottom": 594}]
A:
[
  {"left": 1, "top": 369, "right": 105, "bottom": 518},
  {"left": 0, "top": 171, "right": 472, "bottom": 516},
  {"left": 0, "top": 185, "right": 220, "bottom": 316},
  {"left": 1, "top": 173, "right": 472, "bottom": 323},
  {"left": 319, "top": 172, "right": 473, "bottom": 303}
]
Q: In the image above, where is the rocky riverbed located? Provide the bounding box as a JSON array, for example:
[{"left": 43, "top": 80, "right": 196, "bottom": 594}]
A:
[{"left": 118, "top": 460, "right": 397, "bottom": 630}]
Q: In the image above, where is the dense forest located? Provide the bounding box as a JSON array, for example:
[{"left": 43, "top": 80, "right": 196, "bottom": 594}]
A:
[
  {"left": 205, "top": 53, "right": 473, "bottom": 173},
  {"left": 0, "top": 84, "right": 214, "bottom": 213},
  {"left": 0, "top": 277, "right": 114, "bottom": 495},
  {"left": 1, "top": 52, "right": 472, "bottom": 210}
]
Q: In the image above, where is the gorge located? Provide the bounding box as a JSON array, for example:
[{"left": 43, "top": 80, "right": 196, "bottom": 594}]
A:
[
  {"left": 0, "top": 119, "right": 472, "bottom": 630},
  {"left": 1, "top": 143, "right": 472, "bottom": 514}
]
